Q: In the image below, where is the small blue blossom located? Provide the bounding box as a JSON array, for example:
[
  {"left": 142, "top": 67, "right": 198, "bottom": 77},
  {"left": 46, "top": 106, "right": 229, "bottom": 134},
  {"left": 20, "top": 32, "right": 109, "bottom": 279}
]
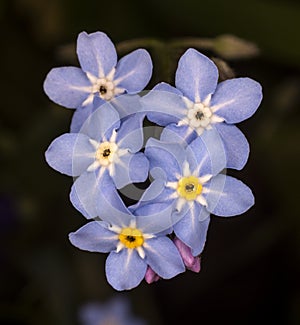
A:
[
  {"left": 45, "top": 99, "right": 149, "bottom": 219},
  {"left": 43, "top": 31, "right": 153, "bottom": 131},
  {"left": 136, "top": 131, "right": 254, "bottom": 256},
  {"left": 69, "top": 186, "right": 185, "bottom": 291},
  {"left": 141, "top": 48, "right": 263, "bottom": 170},
  {"left": 79, "top": 296, "right": 146, "bottom": 325}
]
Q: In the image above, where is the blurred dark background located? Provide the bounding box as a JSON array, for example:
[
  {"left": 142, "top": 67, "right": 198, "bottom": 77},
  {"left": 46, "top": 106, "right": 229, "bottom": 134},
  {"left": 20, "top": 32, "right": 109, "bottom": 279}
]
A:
[{"left": 1, "top": 0, "right": 300, "bottom": 324}]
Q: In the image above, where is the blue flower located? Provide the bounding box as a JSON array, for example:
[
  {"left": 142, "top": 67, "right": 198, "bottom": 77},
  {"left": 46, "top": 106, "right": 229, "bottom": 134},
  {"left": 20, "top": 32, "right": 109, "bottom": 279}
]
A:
[
  {"left": 141, "top": 48, "right": 263, "bottom": 170},
  {"left": 79, "top": 296, "right": 146, "bottom": 325},
  {"left": 45, "top": 99, "right": 149, "bottom": 219},
  {"left": 43, "top": 31, "right": 153, "bottom": 131},
  {"left": 137, "top": 131, "right": 254, "bottom": 256},
  {"left": 69, "top": 186, "right": 185, "bottom": 291}
]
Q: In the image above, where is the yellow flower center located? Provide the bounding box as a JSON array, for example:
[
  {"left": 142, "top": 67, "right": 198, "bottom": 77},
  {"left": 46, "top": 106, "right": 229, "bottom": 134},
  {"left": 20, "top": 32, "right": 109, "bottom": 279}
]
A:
[
  {"left": 95, "top": 142, "right": 117, "bottom": 166},
  {"left": 118, "top": 227, "right": 144, "bottom": 249},
  {"left": 177, "top": 176, "right": 203, "bottom": 200}
]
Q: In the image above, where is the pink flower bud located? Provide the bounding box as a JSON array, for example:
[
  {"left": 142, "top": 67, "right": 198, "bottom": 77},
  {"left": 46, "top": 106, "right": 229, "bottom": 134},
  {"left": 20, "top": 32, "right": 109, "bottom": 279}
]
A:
[
  {"left": 173, "top": 237, "right": 201, "bottom": 273},
  {"left": 144, "top": 266, "right": 160, "bottom": 284}
]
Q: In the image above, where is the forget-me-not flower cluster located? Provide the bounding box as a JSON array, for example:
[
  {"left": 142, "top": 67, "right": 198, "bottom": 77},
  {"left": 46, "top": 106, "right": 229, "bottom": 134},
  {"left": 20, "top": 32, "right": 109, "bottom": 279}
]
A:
[{"left": 44, "top": 31, "right": 263, "bottom": 291}]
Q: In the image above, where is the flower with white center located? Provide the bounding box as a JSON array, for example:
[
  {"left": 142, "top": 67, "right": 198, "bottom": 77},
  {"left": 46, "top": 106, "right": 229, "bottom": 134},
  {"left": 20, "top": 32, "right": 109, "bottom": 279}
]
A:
[
  {"left": 83, "top": 68, "right": 125, "bottom": 105},
  {"left": 180, "top": 96, "right": 224, "bottom": 135},
  {"left": 85, "top": 130, "right": 127, "bottom": 175},
  {"left": 141, "top": 48, "right": 263, "bottom": 170},
  {"left": 137, "top": 132, "right": 254, "bottom": 256},
  {"left": 68, "top": 187, "right": 185, "bottom": 291},
  {"left": 43, "top": 31, "right": 153, "bottom": 131},
  {"left": 45, "top": 100, "right": 149, "bottom": 219}
]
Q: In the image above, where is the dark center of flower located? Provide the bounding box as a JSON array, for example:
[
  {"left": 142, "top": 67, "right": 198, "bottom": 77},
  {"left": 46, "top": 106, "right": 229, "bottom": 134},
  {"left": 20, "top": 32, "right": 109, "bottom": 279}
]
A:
[
  {"left": 99, "top": 85, "right": 107, "bottom": 94},
  {"left": 126, "top": 235, "right": 136, "bottom": 242},
  {"left": 185, "top": 183, "right": 195, "bottom": 192},
  {"left": 102, "top": 149, "right": 111, "bottom": 157},
  {"left": 195, "top": 111, "right": 204, "bottom": 120}
]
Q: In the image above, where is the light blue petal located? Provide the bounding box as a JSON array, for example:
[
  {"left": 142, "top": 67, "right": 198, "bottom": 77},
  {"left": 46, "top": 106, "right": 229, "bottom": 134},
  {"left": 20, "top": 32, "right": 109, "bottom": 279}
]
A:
[
  {"left": 173, "top": 205, "right": 210, "bottom": 256},
  {"left": 130, "top": 184, "right": 175, "bottom": 213},
  {"left": 80, "top": 102, "right": 120, "bottom": 141},
  {"left": 141, "top": 90, "right": 186, "bottom": 125},
  {"left": 214, "top": 123, "right": 250, "bottom": 170},
  {"left": 206, "top": 175, "right": 254, "bottom": 216},
  {"left": 135, "top": 202, "right": 178, "bottom": 234},
  {"left": 70, "top": 171, "right": 104, "bottom": 219},
  {"left": 151, "top": 82, "right": 183, "bottom": 95},
  {"left": 70, "top": 95, "right": 109, "bottom": 133},
  {"left": 210, "top": 77, "right": 263, "bottom": 123},
  {"left": 175, "top": 49, "right": 218, "bottom": 102},
  {"left": 70, "top": 103, "right": 98, "bottom": 133},
  {"left": 71, "top": 170, "right": 132, "bottom": 224},
  {"left": 105, "top": 249, "right": 147, "bottom": 291},
  {"left": 160, "top": 123, "right": 197, "bottom": 147},
  {"left": 43, "top": 67, "right": 90, "bottom": 108},
  {"left": 110, "top": 94, "right": 143, "bottom": 119},
  {"left": 115, "top": 49, "right": 152, "bottom": 93},
  {"left": 69, "top": 221, "right": 117, "bottom": 253},
  {"left": 45, "top": 133, "right": 94, "bottom": 176},
  {"left": 128, "top": 153, "right": 149, "bottom": 182},
  {"left": 116, "top": 113, "right": 145, "bottom": 153},
  {"left": 145, "top": 237, "right": 185, "bottom": 278},
  {"left": 112, "top": 152, "right": 149, "bottom": 189},
  {"left": 70, "top": 181, "right": 94, "bottom": 219},
  {"left": 186, "top": 128, "right": 226, "bottom": 176},
  {"left": 76, "top": 31, "right": 117, "bottom": 77},
  {"left": 145, "top": 138, "right": 185, "bottom": 181},
  {"left": 132, "top": 175, "right": 166, "bottom": 207},
  {"left": 127, "top": 172, "right": 172, "bottom": 213}
]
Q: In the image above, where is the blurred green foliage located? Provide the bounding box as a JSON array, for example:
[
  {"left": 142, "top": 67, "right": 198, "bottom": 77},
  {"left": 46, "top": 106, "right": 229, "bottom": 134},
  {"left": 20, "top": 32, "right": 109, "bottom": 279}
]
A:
[{"left": 1, "top": 0, "right": 300, "bottom": 324}]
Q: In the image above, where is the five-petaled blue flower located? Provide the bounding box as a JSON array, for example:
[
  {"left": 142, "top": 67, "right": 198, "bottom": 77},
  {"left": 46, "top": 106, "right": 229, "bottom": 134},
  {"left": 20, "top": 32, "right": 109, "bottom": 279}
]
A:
[
  {"left": 69, "top": 184, "right": 185, "bottom": 291},
  {"left": 141, "top": 48, "right": 263, "bottom": 170},
  {"left": 45, "top": 98, "right": 149, "bottom": 219},
  {"left": 44, "top": 31, "right": 152, "bottom": 132},
  {"left": 136, "top": 130, "right": 254, "bottom": 256}
]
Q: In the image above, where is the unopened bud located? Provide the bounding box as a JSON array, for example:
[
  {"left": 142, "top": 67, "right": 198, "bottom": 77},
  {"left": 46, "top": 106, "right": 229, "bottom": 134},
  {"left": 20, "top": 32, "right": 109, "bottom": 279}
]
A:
[
  {"left": 173, "top": 237, "right": 201, "bottom": 273},
  {"left": 145, "top": 266, "right": 160, "bottom": 284}
]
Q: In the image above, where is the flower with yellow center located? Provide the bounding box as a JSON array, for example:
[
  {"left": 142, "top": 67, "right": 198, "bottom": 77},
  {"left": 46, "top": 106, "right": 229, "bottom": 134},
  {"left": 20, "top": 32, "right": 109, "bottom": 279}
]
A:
[
  {"left": 166, "top": 161, "right": 212, "bottom": 212},
  {"left": 118, "top": 227, "right": 145, "bottom": 249},
  {"left": 111, "top": 221, "right": 155, "bottom": 259},
  {"left": 177, "top": 176, "right": 203, "bottom": 201}
]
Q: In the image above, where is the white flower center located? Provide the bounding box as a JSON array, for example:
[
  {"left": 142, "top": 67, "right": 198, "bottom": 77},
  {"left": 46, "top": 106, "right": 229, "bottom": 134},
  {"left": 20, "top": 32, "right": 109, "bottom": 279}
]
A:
[
  {"left": 83, "top": 68, "right": 126, "bottom": 106},
  {"left": 187, "top": 102, "right": 213, "bottom": 130},
  {"left": 95, "top": 141, "right": 118, "bottom": 166},
  {"left": 177, "top": 97, "right": 225, "bottom": 136},
  {"left": 87, "top": 131, "right": 129, "bottom": 173}
]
